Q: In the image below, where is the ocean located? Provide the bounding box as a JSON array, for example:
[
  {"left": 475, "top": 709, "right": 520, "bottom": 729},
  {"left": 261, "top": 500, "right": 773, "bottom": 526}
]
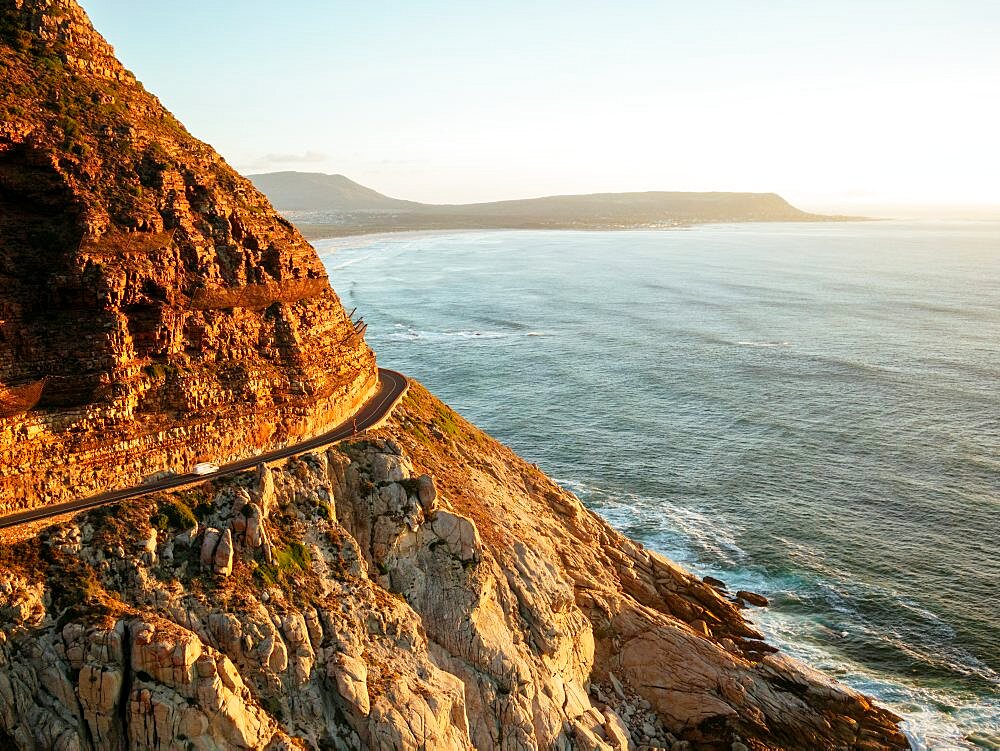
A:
[{"left": 316, "top": 222, "right": 1000, "bottom": 749}]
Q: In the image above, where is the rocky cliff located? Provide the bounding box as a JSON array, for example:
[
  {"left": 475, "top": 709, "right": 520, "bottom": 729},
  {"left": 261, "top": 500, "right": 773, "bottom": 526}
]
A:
[
  {"left": 0, "top": 384, "right": 910, "bottom": 750},
  {"left": 0, "top": 0, "right": 378, "bottom": 512},
  {"left": 0, "top": 2, "right": 911, "bottom": 749}
]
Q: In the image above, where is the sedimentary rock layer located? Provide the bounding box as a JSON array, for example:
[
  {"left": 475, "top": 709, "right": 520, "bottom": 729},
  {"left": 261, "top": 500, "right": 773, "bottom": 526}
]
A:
[{"left": 0, "top": 0, "right": 378, "bottom": 511}]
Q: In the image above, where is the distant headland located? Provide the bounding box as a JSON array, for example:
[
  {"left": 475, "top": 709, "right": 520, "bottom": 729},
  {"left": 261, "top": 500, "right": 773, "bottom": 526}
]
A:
[{"left": 247, "top": 171, "right": 863, "bottom": 239}]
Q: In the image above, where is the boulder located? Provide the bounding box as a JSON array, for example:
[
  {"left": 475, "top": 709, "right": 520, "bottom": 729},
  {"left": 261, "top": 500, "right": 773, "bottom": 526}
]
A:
[
  {"left": 236, "top": 502, "right": 264, "bottom": 548},
  {"left": 602, "top": 708, "right": 634, "bottom": 751},
  {"left": 736, "top": 590, "right": 769, "bottom": 607},
  {"left": 690, "top": 619, "right": 711, "bottom": 637},
  {"left": 609, "top": 671, "right": 626, "bottom": 701},
  {"left": 372, "top": 452, "right": 411, "bottom": 483},
  {"left": 416, "top": 473, "right": 437, "bottom": 511},
  {"left": 330, "top": 654, "right": 370, "bottom": 717},
  {"left": 200, "top": 528, "right": 221, "bottom": 568},
  {"left": 573, "top": 719, "right": 615, "bottom": 751},
  {"left": 429, "top": 509, "right": 481, "bottom": 563},
  {"left": 255, "top": 463, "right": 276, "bottom": 516},
  {"left": 213, "top": 529, "right": 234, "bottom": 577}
]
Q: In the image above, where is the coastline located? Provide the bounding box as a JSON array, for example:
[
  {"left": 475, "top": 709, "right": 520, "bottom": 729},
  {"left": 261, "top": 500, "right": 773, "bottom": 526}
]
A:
[
  {"left": 294, "top": 214, "right": 870, "bottom": 242},
  {"left": 317, "top": 224, "right": 1000, "bottom": 750}
]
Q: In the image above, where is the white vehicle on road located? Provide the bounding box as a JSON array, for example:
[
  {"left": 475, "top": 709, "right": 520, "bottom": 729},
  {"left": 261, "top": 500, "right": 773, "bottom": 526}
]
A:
[{"left": 192, "top": 462, "right": 220, "bottom": 476}]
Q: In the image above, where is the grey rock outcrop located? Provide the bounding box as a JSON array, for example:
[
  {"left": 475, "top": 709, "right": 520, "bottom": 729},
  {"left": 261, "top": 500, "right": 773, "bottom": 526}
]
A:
[{"left": 0, "top": 384, "right": 909, "bottom": 751}]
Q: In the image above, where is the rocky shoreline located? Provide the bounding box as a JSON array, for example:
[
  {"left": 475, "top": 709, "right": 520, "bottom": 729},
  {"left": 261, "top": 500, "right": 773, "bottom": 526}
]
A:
[
  {"left": 0, "top": 384, "right": 910, "bottom": 749},
  {"left": 0, "top": 1, "right": 910, "bottom": 747}
]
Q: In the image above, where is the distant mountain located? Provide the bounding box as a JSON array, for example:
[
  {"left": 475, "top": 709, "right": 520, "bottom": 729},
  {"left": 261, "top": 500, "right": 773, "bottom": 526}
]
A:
[
  {"left": 247, "top": 171, "right": 852, "bottom": 238},
  {"left": 424, "top": 191, "right": 823, "bottom": 223},
  {"left": 247, "top": 171, "right": 420, "bottom": 212}
]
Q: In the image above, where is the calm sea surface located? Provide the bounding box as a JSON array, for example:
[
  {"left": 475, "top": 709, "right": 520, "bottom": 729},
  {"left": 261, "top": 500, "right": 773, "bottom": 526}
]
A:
[{"left": 317, "top": 222, "right": 1000, "bottom": 749}]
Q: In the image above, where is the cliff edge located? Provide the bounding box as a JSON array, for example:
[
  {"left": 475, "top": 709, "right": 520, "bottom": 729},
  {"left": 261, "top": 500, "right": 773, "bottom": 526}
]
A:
[
  {"left": 0, "top": 0, "right": 378, "bottom": 512},
  {"left": 0, "top": 2, "right": 910, "bottom": 749},
  {"left": 0, "top": 384, "right": 910, "bottom": 749}
]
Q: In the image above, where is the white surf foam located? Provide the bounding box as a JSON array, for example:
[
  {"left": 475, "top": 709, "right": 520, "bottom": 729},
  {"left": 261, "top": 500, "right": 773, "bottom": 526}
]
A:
[
  {"left": 553, "top": 475, "right": 999, "bottom": 749},
  {"left": 735, "top": 340, "right": 793, "bottom": 348}
]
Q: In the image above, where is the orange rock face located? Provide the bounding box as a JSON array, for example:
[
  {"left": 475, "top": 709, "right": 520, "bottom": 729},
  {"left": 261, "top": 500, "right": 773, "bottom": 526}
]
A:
[{"left": 0, "top": 0, "right": 378, "bottom": 510}]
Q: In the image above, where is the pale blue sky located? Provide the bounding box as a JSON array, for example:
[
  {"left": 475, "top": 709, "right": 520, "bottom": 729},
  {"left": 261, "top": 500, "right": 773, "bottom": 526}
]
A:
[{"left": 84, "top": 1, "right": 1000, "bottom": 212}]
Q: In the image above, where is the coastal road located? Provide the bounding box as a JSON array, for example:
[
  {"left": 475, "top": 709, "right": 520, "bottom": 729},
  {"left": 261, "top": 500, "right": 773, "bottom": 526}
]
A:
[{"left": 0, "top": 368, "right": 409, "bottom": 530}]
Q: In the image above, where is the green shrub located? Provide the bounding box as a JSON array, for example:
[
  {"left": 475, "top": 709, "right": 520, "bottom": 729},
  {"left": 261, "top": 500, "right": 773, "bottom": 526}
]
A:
[
  {"left": 276, "top": 541, "right": 311, "bottom": 570},
  {"left": 432, "top": 403, "right": 461, "bottom": 437},
  {"left": 40, "top": 55, "right": 63, "bottom": 73},
  {"left": 150, "top": 498, "right": 198, "bottom": 532},
  {"left": 254, "top": 541, "right": 311, "bottom": 587},
  {"left": 175, "top": 489, "right": 213, "bottom": 520}
]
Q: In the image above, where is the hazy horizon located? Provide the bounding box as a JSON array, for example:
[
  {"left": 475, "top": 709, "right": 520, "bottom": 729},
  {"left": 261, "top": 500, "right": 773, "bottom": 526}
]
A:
[
  {"left": 250, "top": 169, "right": 1000, "bottom": 220},
  {"left": 83, "top": 1, "right": 1000, "bottom": 217}
]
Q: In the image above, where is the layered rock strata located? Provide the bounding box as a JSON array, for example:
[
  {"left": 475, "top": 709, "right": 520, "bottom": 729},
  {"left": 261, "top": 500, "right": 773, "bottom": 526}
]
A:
[
  {"left": 0, "top": 0, "right": 378, "bottom": 511},
  {"left": 0, "top": 384, "right": 910, "bottom": 750}
]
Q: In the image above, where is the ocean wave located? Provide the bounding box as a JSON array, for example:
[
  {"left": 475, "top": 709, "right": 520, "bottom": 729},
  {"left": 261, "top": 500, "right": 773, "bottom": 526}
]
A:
[
  {"left": 552, "top": 478, "right": 746, "bottom": 568},
  {"left": 771, "top": 536, "right": 855, "bottom": 580},
  {"left": 735, "top": 340, "right": 793, "bottom": 348},
  {"left": 384, "top": 329, "right": 508, "bottom": 342},
  {"left": 552, "top": 476, "right": 1000, "bottom": 748},
  {"left": 380, "top": 328, "right": 545, "bottom": 342},
  {"left": 326, "top": 251, "right": 378, "bottom": 271},
  {"left": 756, "top": 608, "right": 1000, "bottom": 750}
]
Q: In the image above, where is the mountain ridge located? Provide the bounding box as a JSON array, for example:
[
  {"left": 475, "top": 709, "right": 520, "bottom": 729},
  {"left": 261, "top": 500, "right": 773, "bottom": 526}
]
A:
[
  {"left": 248, "top": 171, "right": 852, "bottom": 237},
  {"left": 246, "top": 171, "right": 420, "bottom": 212}
]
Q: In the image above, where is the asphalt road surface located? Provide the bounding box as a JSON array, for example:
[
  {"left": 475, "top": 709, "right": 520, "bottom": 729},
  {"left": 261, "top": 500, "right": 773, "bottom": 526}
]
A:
[{"left": 0, "top": 368, "right": 408, "bottom": 530}]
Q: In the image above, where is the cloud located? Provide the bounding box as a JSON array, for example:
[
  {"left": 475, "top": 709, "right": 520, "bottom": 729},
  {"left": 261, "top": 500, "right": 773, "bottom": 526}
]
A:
[
  {"left": 237, "top": 150, "right": 334, "bottom": 174},
  {"left": 259, "top": 150, "right": 330, "bottom": 164}
]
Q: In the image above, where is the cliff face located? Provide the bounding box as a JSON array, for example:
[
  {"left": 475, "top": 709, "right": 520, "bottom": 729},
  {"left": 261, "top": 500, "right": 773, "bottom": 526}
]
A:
[
  {"left": 0, "top": 385, "right": 909, "bottom": 751},
  {"left": 0, "top": 4, "right": 911, "bottom": 749},
  {"left": 0, "top": 0, "right": 378, "bottom": 511}
]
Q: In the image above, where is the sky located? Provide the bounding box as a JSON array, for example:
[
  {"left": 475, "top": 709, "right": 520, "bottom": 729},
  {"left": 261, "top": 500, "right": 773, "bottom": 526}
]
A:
[{"left": 83, "top": 0, "right": 1000, "bottom": 214}]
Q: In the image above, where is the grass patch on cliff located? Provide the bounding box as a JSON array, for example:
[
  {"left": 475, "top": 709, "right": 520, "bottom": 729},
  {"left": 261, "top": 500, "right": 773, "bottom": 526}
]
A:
[
  {"left": 253, "top": 541, "right": 311, "bottom": 589},
  {"left": 407, "top": 421, "right": 433, "bottom": 449},
  {"left": 278, "top": 541, "right": 311, "bottom": 569},
  {"left": 0, "top": 536, "right": 125, "bottom": 631},
  {"left": 149, "top": 489, "right": 212, "bottom": 532},
  {"left": 51, "top": 562, "right": 113, "bottom": 630},
  {"left": 0, "top": 540, "right": 44, "bottom": 582},
  {"left": 149, "top": 497, "right": 197, "bottom": 533},
  {"left": 174, "top": 489, "right": 214, "bottom": 521},
  {"left": 401, "top": 385, "right": 489, "bottom": 450},
  {"left": 431, "top": 402, "right": 462, "bottom": 438},
  {"left": 88, "top": 499, "right": 156, "bottom": 543}
]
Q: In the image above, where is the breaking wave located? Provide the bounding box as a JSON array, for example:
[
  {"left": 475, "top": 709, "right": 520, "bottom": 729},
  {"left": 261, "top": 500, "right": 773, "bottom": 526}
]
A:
[{"left": 323, "top": 223, "right": 1000, "bottom": 747}]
